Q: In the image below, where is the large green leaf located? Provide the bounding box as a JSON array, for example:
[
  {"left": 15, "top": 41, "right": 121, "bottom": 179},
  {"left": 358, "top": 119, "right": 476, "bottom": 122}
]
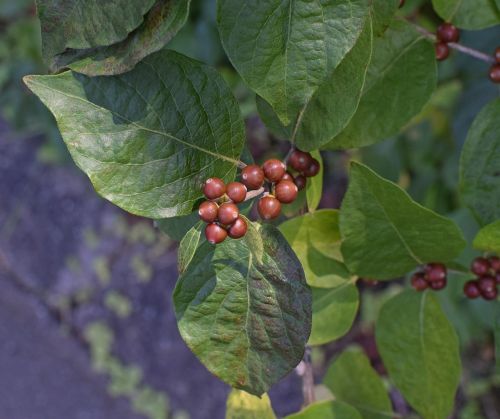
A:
[
  {"left": 323, "top": 347, "right": 393, "bottom": 419},
  {"left": 174, "top": 222, "right": 312, "bottom": 396},
  {"left": 325, "top": 20, "right": 436, "bottom": 150},
  {"left": 306, "top": 151, "right": 324, "bottom": 212},
  {"left": 473, "top": 220, "right": 500, "bottom": 254},
  {"left": 217, "top": 0, "right": 369, "bottom": 125},
  {"left": 24, "top": 50, "right": 245, "bottom": 219},
  {"left": 460, "top": 99, "right": 500, "bottom": 227},
  {"left": 375, "top": 291, "right": 461, "bottom": 419},
  {"left": 226, "top": 389, "right": 276, "bottom": 419},
  {"left": 280, "top": 210, "right": 353, "bottom": 288},
  {"left": 371, "top": 0, "right": 399, "bottom": 35},
  {"left": 340, "top": 163, "right": 466, "bottom": 280},
  {"left": 286, "top": 401, "right": 361, "bottom": 419},
  {"left": 37, "top": 0, "right": 156, "bottom": 60},
  {"left": 432, "top": 0, "right": 500, "bottom": 30},
  {"left": 50, "top": 0, "right": 191, "bottom": 75}
]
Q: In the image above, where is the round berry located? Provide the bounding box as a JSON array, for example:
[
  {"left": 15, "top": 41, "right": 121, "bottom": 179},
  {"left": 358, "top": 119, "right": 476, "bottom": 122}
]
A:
[
  {"left": 411, "top": 273, "right": 428, "bottom": 292},
  {"left": 218, "top": 202, "right": 239, "bottom": 225},
  {"left": 304, "top": 158, "right": 321, "bottom": 177},
  {"left": 282, "top": 171, "right": 294, "bottom": 182},
  {"left": 275, "top": 180, "right": 298, "bottom": 204},
  {"left": 429, "top": 278, "right": 447, "bottom": 291},
  {"left": 436, "top": 23, "right": 460, "bottom": 43},
  {"left": 198, "top": 201, "right": 219, "bottom": 223},
  {"left": 257, "top": 196, "right": 282, "bottom": 220},
  {"left": 464, "top": 280, "right": 481, "bottom": 299},
  {"left": 478, "top": 276, "right": 496, "bottom": 293},
  {"left": 435, "top": 42, "right": 450, "bottom": 61},
  {"left": 203, "top": 178, "right": 226, "bottom": 200},
  {"left": 294, "top": 175, "right": 306, "bottom": 191},
  {"left": 262, "top": 159, "right": 286, "bottom": 182},
  {"left": 489, "top": 256, "right": 500, "bottom": 272},
  {"left": 241, "top": 165, "right": 265, "bottom": 190},
  {"left": 424, "top": 263, "right": 447, "bottom": 282},
  {"left": 289, "top": 150, "right": 312, "bottom": 172},
  {"left": 205, "top": 223, "right": 227, "bottom": 244},
  {"left": 489, "top": 64, "right": 500, "bottom": 83},
  {"left": 481, "top": 287, "right": 498, "bottom": 301},
  {"left": 226, "top": 182, "right": 247, "bottom": 203},
  {"left": 471, "top": 257, "right": 490, "bottom": 276},
  {"left": 228, "top": 216, "right": 248, "bottom": 239}
]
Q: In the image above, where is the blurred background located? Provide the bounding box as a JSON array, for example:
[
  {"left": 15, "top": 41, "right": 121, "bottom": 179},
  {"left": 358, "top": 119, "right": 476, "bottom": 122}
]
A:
[{"left": 0, "top": 0, "right": 499, "bottom": 418}]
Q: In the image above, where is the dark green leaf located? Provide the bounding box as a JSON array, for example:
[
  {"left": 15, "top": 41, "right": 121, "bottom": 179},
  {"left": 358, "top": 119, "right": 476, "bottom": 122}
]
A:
[
  {"left": 371, "top": 0, "right": 399, "bottom": 35},
  {"left": 472, "top": 220, "right": 500, "bottom": 254},
  {"left": 156, "top": 211, "right": 201, "bottom": 242},
  {"left": 256, "top": 95, "right": 293, "bottom": 141},
  {"left": 306, "top": 151, "right": 324, "bottom": 212},
  {"left": 174, "top": 222, "right": 312, "bottom": 396},
  {"left": 432, "top": 0, "right": 500, "bottom": 29},
  {"left": 24, "top": 50, "right": 245, "bottom": 219},
  {"left": 286, "top": 401, "right": 362, "bottom": 419},
  {"left": 340, "top": 163, "right": 466, "bottom": 280},
  {"left": 225, "top": 389, "right": 276, "bottom": 419},
  {"left": 495, "top": 306, "right": 500, "bottom": 374},
  {"left": 376, "top": 291, "right": 461, "bottom": 419}
]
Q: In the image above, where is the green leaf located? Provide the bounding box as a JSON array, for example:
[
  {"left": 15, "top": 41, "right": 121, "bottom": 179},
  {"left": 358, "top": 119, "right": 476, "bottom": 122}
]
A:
[
  {"left": 280, "top": 210, "right": 353, "bottom": 288},
  {"left": 460, "top": 99, "right": 500, "bottom": 227},
  {"left": 37, "top": 0, "right": 156, "bottom": 60},
  {"left": 306, "top": 151, "right": 324, "bottom": 212},
  {"left": 323, "top": 347, "right": 393, "bottom": 419},
  {"left": 286, "top": 401, "right": 362, "bottom": 419},
  {"left": 50, "top": 0, "right": 191, "bottom": 75},
  {"left": 217, "top": 0, "right": 369, "bottom": 125},
  {"left": 226, "top": 389, "right": 276, "bottom": 419},
  {"left": 340, "top": 163, "right": 466, "bottom": 280},
  {"left": 174, "top": 222, "right": 312, "bottom": 396},
  {"left": 256, "top": 95, "right": 293, "bottom": 141},
  {"left": 495, "top": 306, "right": 500, "bottom": 374},
  {"left": 24, "top": 50, "right": 245, "bottom": 219},
  {"left": 432, "top": 0, "right": 500, "bottom": 30},
  {"left": 473, "top": 220, "right": 500, "bottom": 254},
  {"left": 375, "top": 291, "right": 461, "bottom": 419},
  {"left": 156, "top": 211, "right": 201, "bottom": 242},
  {"left": 178, "top": 223, "right": 203, "bottom": 275},
  {"left": 325, "top": 20, "right": 436, "bottom": 150},
  {"left": 371, "top": 0, "right": 399, "bottom": 35},
  {"left": 309, "top": 283, "right": 359, "bottom": 346}
]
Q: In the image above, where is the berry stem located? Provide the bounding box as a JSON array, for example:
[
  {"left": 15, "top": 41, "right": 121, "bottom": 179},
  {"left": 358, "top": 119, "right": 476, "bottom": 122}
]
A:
[{"left": 243, "top": 187, "right": 265, "bottom": 202}]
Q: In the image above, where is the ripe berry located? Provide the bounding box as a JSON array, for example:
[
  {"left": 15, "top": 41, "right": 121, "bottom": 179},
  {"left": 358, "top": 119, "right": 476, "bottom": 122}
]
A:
[
  {"left": 241, "top": 165, "right": 265, "bottom": 190},
  {"left": 489, "top": 256, "right": 500, "bottom": 272},
  {"left": 471, "top": 257, "right": 490, "bottom": 276},
  {"left": 411, "top": 273, "right": 428, "bottom": 291},
  {"left": 478, "top": 276, "right": 496, "bottom": 293},
  {"left": 289, "top": 150, "right": 312, "bottom": 172},
  {"left": 281, "top": 171, "right": 294, "bottom": 182},
  {"left": 275, "top": 180, "right": 298, "bottom": 204},
  {"left": 198, "top": 201, "right": 219, "bottom": 223},
  {"left": 203, "top": 178, "right": 225, "bottom": 200},
  {"left": 262, "top": 159, "right": 286, "bottom": 182},
  {"left": 481, "top": 287, "right": 498, "bottom": 301},
  {"left": 218, "top": 202, "right": 239, "bottom": 225},
  {"left": 435, "top": 42, "right": 450, "bottom": 61},
  {"left": 304, "top": 158, "right": 321, "bottom": 177},
  {"left": 228, "top": 217, "right": 248, "bottom": 239},
  {"left": 495, "top": 47, "right": 500, "bottom": 63},
  {"left": 294, "top": 175, "right": 306, "bottom": 191},
  {"left": 226, "top": 182, "right": 247, "bottom": 203},
  {"left": 258, "top": 196, "right": 282, "bottom": 220},
  {"left": 436, "top": 23, "right": 460, "bottom": 43},
  {"left": 489, "top": 65, "right": 500, "bottom": 83},
  {"left": 429, "top": 278, "right": 447, "bottom": 291},
  {"left": 205, "top": 223, "right": 227, "bottom": 244},
  {"left": 464, "top": 280, "right": 481, "bottom": 299},
  {"left": 424, "top": 263, "right": 447, "bottom": 282}
]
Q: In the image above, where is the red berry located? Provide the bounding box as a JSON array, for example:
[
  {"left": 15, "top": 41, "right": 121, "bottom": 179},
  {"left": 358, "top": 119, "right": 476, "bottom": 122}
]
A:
[
  {"left": 489, "top": 64, "right": 500, "bottom": 83},
  {"left": 289, "top": 150, "right": 312, "bottom": 172},
  {"left": 198, "top": 201, "right": 219, "bottom": 223},
  {"left": 411, "top": 273, "right": 428, "bottom": 292},
  {"left": 481, "top": 287, "right": 498, "bottom": 301},
  {"left": 303, "top": 158, "right": 320, "bottom": 177},
  {"left": 436, "top": 23, "right": 460, "bottom": 43},
  {"left": 203, "top": 178, "right": 225, "bottom": 200},
  {"left": 464, "top": 280, "right": 481, "bottom": 299},
  {"left": 257, "top": 196, "right": 281, "bottom": 220},
  {"left": 205, "top": 223, "right": 227, "bottom": 244},
  {"left": 226, "top": 182, "right": 247, "bottom": 203},
  {"left": 424, "top": 263, "right": 447, "bottom": 282},
  {"left": 478, "top": 276, "right": 496, "bottom": 293},
  {"left": 281, "top": 171, "right": 294, "bottom": 182},
  {"left": 241, "top": 165, "right": 265, "bottom": 190},
  {"left": 435, "top": 42, "right": 450, "bottom": 61},
  {"left": 262, "top": 159, "right": 286, "bottom": 183},
  {"left": 228, "top": 216, "right": 248, "bottom": 239},
  {"left": 490, "top": 256, "right": 500, "bottom": 272},
  {"left": 429, "top": 278, "right": 447, "bottom": 291},
  {"left": 495, "top": 47, "right": 500, "bottom": 64},
  {"left": 471, "top": 257, "right": 490, "bottom": 276},
  {"left": 294, "top": 175, "right": 306, "bottom": 191},
  {"left": 217, "top": 202, "right": 239, "bottom": 225},
  {"left": 275, "top": 180, "right": 298, "bottom": 204}
]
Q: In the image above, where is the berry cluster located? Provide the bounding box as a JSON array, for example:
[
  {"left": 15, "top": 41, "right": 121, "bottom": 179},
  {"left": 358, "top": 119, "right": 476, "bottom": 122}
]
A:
[
  {"left": 489, "top": 47, "right": 500, "bottom": 83},
  {"left": 411, "top": 263, "right": 448, "bottom": 292},
  {"left": 463, "top": 256, "right": 500, "bottom": 301},
  {"left": 434, "top": 23, "right": 460, "bottom": 61}
]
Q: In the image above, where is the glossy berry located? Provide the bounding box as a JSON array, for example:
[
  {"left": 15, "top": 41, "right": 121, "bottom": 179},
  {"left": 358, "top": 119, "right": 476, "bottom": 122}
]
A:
[
  {"left": 478, "top": 276, "right": 496, "bottom": 293},
  {"left": 275, "top": 180, "right": 299, "bottom": 204},
  {"left": 424, "top": 263, "right": 447, "bottom": 282},
  {"left": 228, "top": 216, "right": 248, "bottom": 239},
  {"left": 411, "top": 273, "right": 428, "bottom": 292},
  {"left": 203, "top": 178, "right": 225, "bottom": 200},
  {"left": 281, "top": 171, "right": 294, "bottom": 182},
  {"left": 304, "top": 158, "right": 321, "bottom": 177},
  {"left": 436, "top": 23, "right": 460, "bottom": 43},
  {"left": 262, "top": 159, "right": 286, "bottom": 182},
  {"left": 289, "top": 150, "right": 312, "bottom": 172},
  {"left": 490, "top": 256, "right": 500, "bottom": 272},
  {"left": 258, "top": 196, "right": 282, "bottom": 220},
  {"left": 205, "top": 223, "right": 227, "bottom": 244},
  {"left": 429, "top": 278, "right": 447, "bottom": 291},
  {"left": 481, "top": 287, "right": 498, "bottom": 301},
  {"left": 241, "top": 165, "right": 265, "bottom": 190},
  {"left": 198, "top": 201, "right": 219, "bottom": 223},
  {"left": 226, "top": 182, "right": 247, "bottom": 203},
  {"left": 495, "top": 47, "right": 500, "bottom": 63},
  {"left": 294, "top": 175, "right": 306, "bottom": 191},
  {"left": 464, "top": 280, "right": 481, "bottom": 299},
  {"left": 435, "top": 42, "right": 450, "bottom": 61},
  {"left": 471, "top": 257, "right": 490, "bottom": 276},
  {"left": 489, "top": 65, "right": 500, "bottom": 83},
  {"left": 218, "top": 202, "right": 239, "bottom": 225}
]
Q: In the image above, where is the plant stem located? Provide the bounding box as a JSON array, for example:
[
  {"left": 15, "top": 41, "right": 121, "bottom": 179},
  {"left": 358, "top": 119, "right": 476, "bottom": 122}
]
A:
[
  {"left": 301, "top": 346, "right": 315, "bottom": 407},
  {"left": 243, "top": 187, "right": 265, "bottom": 202}
]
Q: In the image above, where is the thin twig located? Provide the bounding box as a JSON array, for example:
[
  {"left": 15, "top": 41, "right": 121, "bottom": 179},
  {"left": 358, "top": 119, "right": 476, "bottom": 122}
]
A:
[
  {"left": 299, "top": 346, "right": 316, "bottom": 407},
  {"left": 243, "top": 187, "right": 265, "bottom": 202}
]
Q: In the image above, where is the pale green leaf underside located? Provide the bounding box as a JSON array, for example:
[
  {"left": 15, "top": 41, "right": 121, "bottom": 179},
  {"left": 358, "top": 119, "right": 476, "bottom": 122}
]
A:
[
  {"left": 432, "top": 0, "right": 500, "bottom": 29},
  {"left": 473, "top": 220, "right": 500, "bottom": 254},
  {"left": 225, "top": 389, "right": 276, "bottom": 419},
  {"left": 24, "top": 50, "right": 245, "bottom": 219},
  {"left": 286, "top": 401, "right": 362, "bottom": 419}
]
